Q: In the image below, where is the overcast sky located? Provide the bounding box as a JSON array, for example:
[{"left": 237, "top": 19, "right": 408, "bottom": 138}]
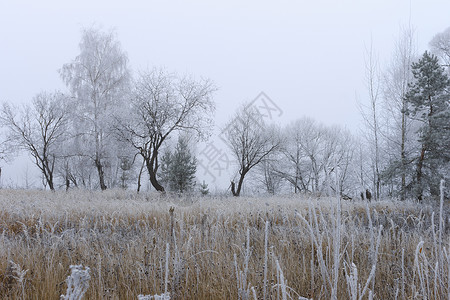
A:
[{"left": 1, "top": 0, "right": 449, "bottom": 189}]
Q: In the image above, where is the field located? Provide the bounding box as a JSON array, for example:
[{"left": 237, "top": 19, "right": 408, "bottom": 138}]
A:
[{"left": 0, "top": 189, "right": 449, "bottom": 299}]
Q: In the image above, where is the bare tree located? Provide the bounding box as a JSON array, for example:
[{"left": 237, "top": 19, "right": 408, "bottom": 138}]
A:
[
  {"left": 224, "top": 105, "right": 282, "bottom": 196},
  {"left": 382, "top": 26, "right": 417, "bottom": 200},
  {"left": 278, "top": 117, "right": 356, "bottom": 197},
  {"left": 254, "top": 153, "right": 284, "bottom": 195},
  {"left": 278, "top": 119, "right": 312, "bottom": 193},
  {"left": 115, "top": 68, "right": 215, "bottom": 192},
  {"left": 328, "top": 126, "right": 356, "bottom": 197},
  {"left": 358, "top": 39, "right": 382, "bottom": 200},
  {"left": 60, "top": 26, "right": 130, "bottom": 190},
  {"left": 292, "top": 118, "right": 324, "bottom": 194},
  {"left": 0, "top": 92, "right": 68, "bottom": 190},
  {"left": 430, "top": 27, "right": 450, "bottom": 70}
]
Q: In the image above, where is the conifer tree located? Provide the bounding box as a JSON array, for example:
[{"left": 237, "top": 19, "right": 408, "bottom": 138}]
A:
[
  {"left": 199, "top": 180, "right": 209, "bottom": 196},
  {"left": 160, "top": 137, "right": 197, "bottom": 193},
  {"left": 405, "top": 51, "right": 450, "bottom": 200}
]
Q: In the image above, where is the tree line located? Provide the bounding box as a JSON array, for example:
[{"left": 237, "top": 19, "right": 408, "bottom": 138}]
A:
[
  {"left": 1, "top": 26, "right": 449, "bottom": 200},
  {"left": 224, "top": 26, "right": 449, "bottom": 200},
  {"left": 0, "top": 27, "right": 215, "bottom": 193}
]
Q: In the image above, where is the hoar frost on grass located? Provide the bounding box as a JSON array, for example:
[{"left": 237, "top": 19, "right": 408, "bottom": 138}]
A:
[
  {"left": 7, "top": 260, "right": 28, "bottom": 299},
  {"left": 61, "top": 265, "right": 91, "bottom": 300},
  {"left": 0, "top": 186, "right": 449, "bottom": 299}
]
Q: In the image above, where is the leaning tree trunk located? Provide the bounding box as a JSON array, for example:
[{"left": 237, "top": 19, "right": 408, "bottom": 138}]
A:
[
  {"left": 146, "top": 154, "right": 165, "bottom": 192},
  {"left": 137, "top": 158, "right": 145, "bottom": 193}
]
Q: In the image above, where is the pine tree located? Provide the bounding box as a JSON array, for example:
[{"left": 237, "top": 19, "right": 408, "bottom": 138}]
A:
[
  {"left": 160, "top": 137, "right": 197, "bottom": 193},
  {"left": 199, "top": 180, "right": 209, "bottom": 196},
  {"left": 405, "top": 51, "right": 450, "bottom": 200},
  {"left": 119, "top": 156, "right": 133, "bottom": 189}
]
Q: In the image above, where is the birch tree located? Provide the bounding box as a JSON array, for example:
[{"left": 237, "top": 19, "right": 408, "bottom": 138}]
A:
[
  {"left": 358, "top": 40, "right": 382, "bottom": 200},
  {"left": 60, "top": 27, "right": 130, "bottom": 190},
  {"left": 381, "top": 26, "right": 417, "bottom": 200}
]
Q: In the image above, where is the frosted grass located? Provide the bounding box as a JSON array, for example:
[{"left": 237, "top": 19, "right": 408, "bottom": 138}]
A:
[{"left": 0, "top": 188, "right": 448, "bottom": 299}]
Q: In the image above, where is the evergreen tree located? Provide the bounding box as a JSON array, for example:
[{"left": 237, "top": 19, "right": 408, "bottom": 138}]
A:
[
  {"left": 119, "top": 156, "right": 133, "bottom": 189},
  {"left": 199, "top": 180, "right": 209, "bottom": 196},
  {"left": 405, "top": 51, "right": 450, "bottom": 200},
  {"left": 160, "top": 137, "right": 197, "bottom": 193},
  {"left": 159, "top": 150, "right": 172, "bottom": 190}
]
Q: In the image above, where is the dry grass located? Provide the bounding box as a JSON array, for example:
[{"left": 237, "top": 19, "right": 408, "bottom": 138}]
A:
[{"left": 0, "top": 189, "right": 448, "bottom": 299}]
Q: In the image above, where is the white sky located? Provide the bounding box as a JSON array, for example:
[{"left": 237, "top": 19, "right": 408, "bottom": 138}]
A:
[{"left": 1, "top": 0, "right": 449, "bottom": 189}]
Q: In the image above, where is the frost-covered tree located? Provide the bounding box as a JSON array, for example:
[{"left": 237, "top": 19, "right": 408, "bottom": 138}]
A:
[
  {"left": 405, "top": 51, "right": 450, "bottom": 200},
  {"left": 160, "top": 137, "right": 197, "bottom": 193},
  {"left": 0, "top": 92, "right": 69, "bottom": 190},
  {"left": 224, "top": 105, "right": 282, "bottom": 196},
  {"left": 114, "top": 68, "right": 215, "bottom": 192},
  {"left": 277, "top": 119, "right": 311, "bottom": 193},
  {"left": 60, "top": 27, "right": 130, "bottom": 190},
  {"left": 430, "top": 27, "right": 450, "bottom": 71},
  {"left": 256, "top": 157, "right": 283, "bottom": 195},
  {"left": 291, "top": 118, "right": 324, "bottom": 193},
  {"left": 430, "top": 28, "right": 450, "bottom": 184},
  {"left": 276, "top": 118, "right": 356, "bottom": 197},
  {"left": 381, "top": 26, "right": 417, "bottom": 200},
  {"left": 358, "top": 41, "right": 383, "bottom": 200}
]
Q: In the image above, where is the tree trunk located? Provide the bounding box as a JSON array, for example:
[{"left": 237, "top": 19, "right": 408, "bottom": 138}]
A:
[
  {"left": 137, "top": 158, "right": 145, "bottom": 193},
  {"left": 416, "top": 146, "right": 426, "bottom": 201},
  {"left": 231, "top": 181, "right": 236, "bottom": 196},
  {"left": 47, "top": 177, "right": 55, "bottom": 191},
  {"left": 416, "top": 98, "right": 434, "bottom": 201},
  {"left": 231, "top": 170, "right": 246, "bottom": 196},
  {"left": 64, "top": 162, "right": 70, "bottom": 191},
  {"left": 43, "top": 171, "right": 54, "bottom": 191},
  {"left": 372, "top": 103, "right": 380, "bottom": 201},
  {"left": 400, "top": 98, "right": 407, "bottom": 201},
  {"left": 95, "top": 158, "right": 107, "bottom": 191},
  {"left": 145, "top": 154, "right": 165, "bottom": 192},
  {"left": 42, "top": 161, "right": 55, "bottom": 191},
  {"left": 295, "top": 148, "right": 300, "bottom": 193},
  {"left": 148, "top": 166, "right": 165, "bottom": 192},
  {"left": 294, "top": 177, "right": 298, "bottom": 193}
]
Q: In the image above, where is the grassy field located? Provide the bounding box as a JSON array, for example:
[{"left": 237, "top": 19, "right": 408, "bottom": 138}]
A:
[{"left": 0, "top": 189, "right": 448, "bottom": 299}]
